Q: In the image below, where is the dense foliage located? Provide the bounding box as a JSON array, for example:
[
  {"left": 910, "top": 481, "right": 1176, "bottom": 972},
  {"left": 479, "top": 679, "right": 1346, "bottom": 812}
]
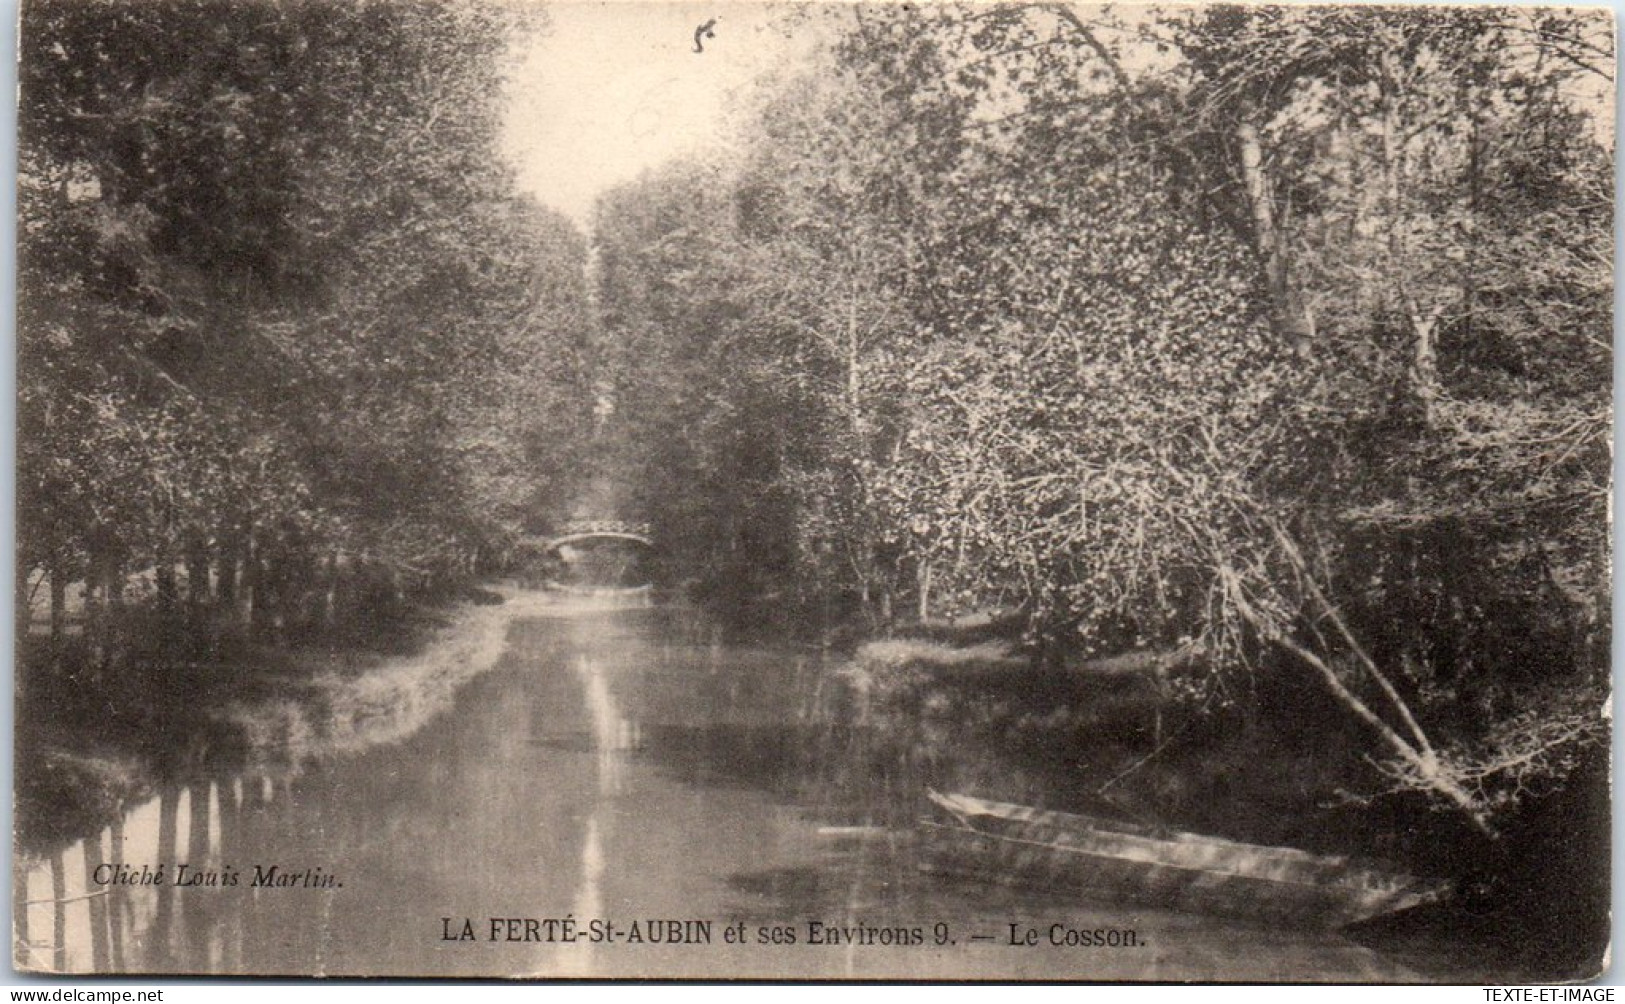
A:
[
  {"left": 592, "top": 4, "right": 1611, "bottom": 831},
  {"left": 18, "top": 0, "right": 595, "bottom": 660}
]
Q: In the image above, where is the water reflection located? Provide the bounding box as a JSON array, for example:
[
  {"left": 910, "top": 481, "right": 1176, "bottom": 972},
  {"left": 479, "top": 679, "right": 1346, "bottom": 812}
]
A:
[
  {"left": 550, "top": 650, "right": 639, "bottom": 977},
  {"left": 17, "top": 602, "right": 1428, "bottom": 980}
]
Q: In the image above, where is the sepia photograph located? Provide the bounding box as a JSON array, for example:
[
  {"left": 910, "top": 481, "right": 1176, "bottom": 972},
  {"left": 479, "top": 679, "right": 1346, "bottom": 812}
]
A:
[{"left": 11, "top": 0, "right": 1614, "bottom": 982}]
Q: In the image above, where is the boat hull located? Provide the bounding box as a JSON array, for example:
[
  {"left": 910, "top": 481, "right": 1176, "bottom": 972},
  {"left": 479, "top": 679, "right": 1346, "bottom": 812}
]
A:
[{"left": 919, "top": 793, "right": 1450, "bottom": 930}]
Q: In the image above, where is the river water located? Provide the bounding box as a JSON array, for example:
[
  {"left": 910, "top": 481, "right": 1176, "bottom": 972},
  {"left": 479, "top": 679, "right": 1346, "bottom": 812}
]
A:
[{"left": 16, "top": 599, "right": 1429, "bottom": 980}]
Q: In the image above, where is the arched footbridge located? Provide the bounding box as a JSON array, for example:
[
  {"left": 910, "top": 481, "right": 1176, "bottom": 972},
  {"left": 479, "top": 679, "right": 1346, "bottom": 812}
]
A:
[{"left": 521, "top": 519, "right": 654, "bottom": 553}]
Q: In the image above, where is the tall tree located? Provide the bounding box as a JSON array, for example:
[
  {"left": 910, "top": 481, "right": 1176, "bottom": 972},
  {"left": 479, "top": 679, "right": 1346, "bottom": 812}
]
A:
[{"left": 18, "top": 0, "right": 592, "bottom": 653}]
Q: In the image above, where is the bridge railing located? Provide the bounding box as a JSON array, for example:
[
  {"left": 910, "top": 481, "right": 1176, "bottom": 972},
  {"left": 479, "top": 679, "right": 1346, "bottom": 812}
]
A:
[
  {"left": 557, "top": 520, "right": 652, "bottom": 538},
  {"left": 514, "top": 519, "right": 655, "bottom": 553}
]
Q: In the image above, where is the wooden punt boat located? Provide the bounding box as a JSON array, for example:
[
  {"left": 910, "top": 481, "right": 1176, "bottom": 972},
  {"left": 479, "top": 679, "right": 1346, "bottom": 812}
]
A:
[{"left": 920, "top": 790, "right": 1451, "bottom": 929}]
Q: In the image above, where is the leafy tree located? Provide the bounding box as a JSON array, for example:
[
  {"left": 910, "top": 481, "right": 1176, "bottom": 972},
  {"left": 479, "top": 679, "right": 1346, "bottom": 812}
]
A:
[
  {"left": 592, "top": 2, "right": 1610, "bottom": 832},
  {"left": 1164, "top": 4, "right": 1612, "bottom": 827},
  {"left": 18, "top": 0, "right": 591, "bottom": 658}
]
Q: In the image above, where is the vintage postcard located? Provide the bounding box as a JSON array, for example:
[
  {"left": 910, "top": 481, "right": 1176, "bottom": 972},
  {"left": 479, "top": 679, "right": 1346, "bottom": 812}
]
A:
[{"left": 13, "top": 0, "right": 1613, "bottom": 982}]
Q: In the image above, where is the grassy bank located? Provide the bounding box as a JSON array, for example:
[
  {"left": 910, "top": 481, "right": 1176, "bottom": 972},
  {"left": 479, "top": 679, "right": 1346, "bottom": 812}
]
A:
[
  {"left": 839, "top": 634, "right": 1609, "bottom": 981},
  {"left": 842, "top": 635, "right": 1370, "bottom": 847},
  {"left": 15, "top": 586, "right": 560, "bottom": 856}
]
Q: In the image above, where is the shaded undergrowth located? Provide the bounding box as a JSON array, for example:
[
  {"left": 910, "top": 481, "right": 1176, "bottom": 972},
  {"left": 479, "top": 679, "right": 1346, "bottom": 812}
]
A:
[
  {"left": 15, "top": 585, "right": 541, "bottom": 855},
  {"left": 839, "top": 634, "right": 1609, "bottom": 982}
]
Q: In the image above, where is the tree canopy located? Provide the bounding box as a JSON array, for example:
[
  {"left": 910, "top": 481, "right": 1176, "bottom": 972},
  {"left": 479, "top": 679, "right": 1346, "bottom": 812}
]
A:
[
  {"left": 590, "top": 3, "right": 1611, "bottom": 831},
  {"left": 19, "top": 0, "right": 596, "bottom": 650}
]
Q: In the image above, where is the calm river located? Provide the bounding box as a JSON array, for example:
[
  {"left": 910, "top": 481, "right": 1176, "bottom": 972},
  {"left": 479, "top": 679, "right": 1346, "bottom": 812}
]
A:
[{"left": 17, "top": 599, "right": 1427, "bottom": 980}]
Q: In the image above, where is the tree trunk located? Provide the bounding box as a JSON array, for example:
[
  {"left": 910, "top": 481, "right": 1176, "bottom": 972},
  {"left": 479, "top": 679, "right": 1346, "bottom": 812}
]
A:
[
  {"left": 1377, "top": 61, "right": 1441, "bottom": 426},
  {"left": 84, "top": 560, "right": 105, "bottom": 666},
  {"left": 152, "top": 786, "right": 178, "bottom": 964},
  {"left": 846, "top": 279, "right": 861, "bottom": 432},
  {"left": 216, "top": 531, "right": 243, "bottom": 640},
  {"left": 188, "top": 781, "right": 211, "bottom": 863},
  {"left": 155, "top": 544, "right": 178, "bottom": 624},
  {"left": 258, "top": 548, "right": 285, "bottom": 643},
  {"left": 242, "top": 533, "right": 260, "bottom": 636},
  {"left": 49, "top": 562, "right": 66, "bottom": 643},
  {"left": 1219, "top": 525, "right": 1495, "bottom": 835},
  {"left": 50, "top": 849, "right": 66, "bottom": 972},
  {"left": 186, "top": 537, "right": 211, "bottom": 612},
  {"left": 107, "top": 816, "right": 127, "bottom": 970},
  {"left": 1053, "top": 5, "right": 1131, "bottom": 90},
  {"left": 1409, "top": 304, "right": 1441, "bottom": 425},
  {"left": 321, "top": 549, "right": 340, "bottom": 630},
  {"left": 1237, "top": 121, "right": 1313, "bottom": 352},
  {"left": 89, "top": 537, "right": 124, "bottom": 666},
  {"left": 105, "top": 554, "right": 124, "bottom": 610},
  {"left": 16, "top": 562, "right": 33, "bottom": 644},
  {"left": 83, "top": 834, "right": 109, "bottom": 971},
  {"left": 13, "top": 863, "right": 29, "bottom": 970}
]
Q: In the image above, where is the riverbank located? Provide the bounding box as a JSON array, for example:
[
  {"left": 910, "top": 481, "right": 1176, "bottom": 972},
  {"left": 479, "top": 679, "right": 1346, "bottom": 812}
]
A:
[
  {"left": 15, "top": 595, "right": 1604, "bottom": 980},
  {"left": 838, "top": 634, "right": 1609, "bottom": 982},
  {"left": 839, "top": 635, "right": 1372, "bottom": 850},
  {"left": 15, "top": 586, "right": 566, "bottom": 857}
]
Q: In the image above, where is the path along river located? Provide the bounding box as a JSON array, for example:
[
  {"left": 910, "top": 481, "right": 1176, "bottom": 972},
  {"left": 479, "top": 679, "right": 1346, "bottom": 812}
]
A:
[{"left": 17, "top": 595, "right": 1427, "bottom": 979}]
